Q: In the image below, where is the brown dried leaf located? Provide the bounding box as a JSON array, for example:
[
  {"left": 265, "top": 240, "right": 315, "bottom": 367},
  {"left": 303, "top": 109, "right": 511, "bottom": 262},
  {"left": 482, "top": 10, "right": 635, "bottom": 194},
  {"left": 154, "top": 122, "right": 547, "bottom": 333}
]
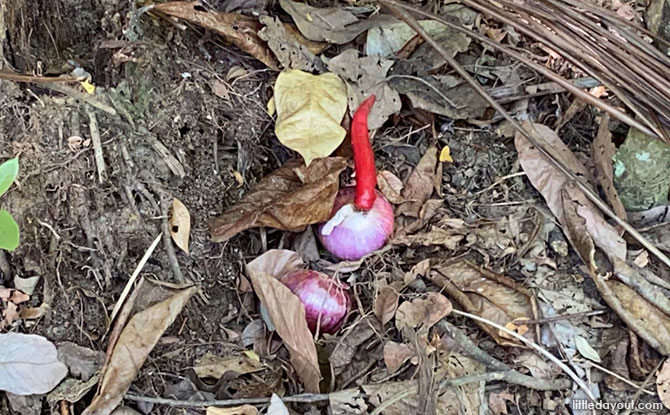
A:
[
  {"left": 592, "top": 114, "right": 627, "bottom": 223},
  {"left": 279, "top": 0, "right": 395, "bottom": 44},
  {"left": 210, "top": 157, "right": 347, "bottom": 242},
  {"left": 373, "top": 286, "right": 399, "bottom": 326},
  {"left": 515, "top": 122, "right": 626, "bottom": 265},
  {"left": 83, "top": 286, "right": 197, "bottom": 415},
  {"left": 377, "top": 170, "right": 404, "bottom": 204},
  {"left": 397, "top": 146, "right": 438, "bottom": 217},
  {"left": 392, "top": 226, "right": 464, "bottom": 249},
  {"left": 383, "top": 341, "right": 416, "bottom": 374},
  {"left": 395, "top": 292, "right": 452, "bottom": 332},
  {"left": 194, "top": 353, "right": 263, "bottom": 379},
  {"left": 329, "top": 316, "right": 381, "bottom": 375},
  {"left": 207, "top": 405, "right": 258, "bottom": 415},
  {"left": 169, "top": 197, "right": 191, "bottom": 255},
  {"left": 657, "top": 360, "right": 670, "bottom": 409},
  {"left": 154, "top": 2, "right": 278, "bottom": 69},
  {"left": 245, "top": 250, "right": 320, "bottom": 392},
  {"left": 488, "top": 391, "right": 514, "bottom": 415},
  {"left": 404, "top": 259, "right": 431, "bottom": 285}
]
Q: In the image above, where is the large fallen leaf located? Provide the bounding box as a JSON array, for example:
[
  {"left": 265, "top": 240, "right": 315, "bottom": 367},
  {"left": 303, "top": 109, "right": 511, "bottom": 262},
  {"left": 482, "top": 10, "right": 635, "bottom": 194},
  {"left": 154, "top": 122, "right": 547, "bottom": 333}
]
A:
[
  {"left": 169, "top": 197, "right": 191, "bottom": 255},
  {"left": 515, "top": 122, "right": 627, "bottom": 266},
  {"left": 323, "top": 49, "right": 401, "bottom": 129},
  {"left": 154, "top": 2, "right": 278, "bottom": 69},
  {"left": 279, "top": 0, "right": 394, "bottom": 44},
  {"left": 210, "top": 157, "right": 347, "bottom": 242},
  {"left": 83, "top": 285, "right": 197, "bottom": 415},
  {"left": 430, "top": 261, "right": 535, "bottom": 346},
  {"left": 0, "top": 333, "right": 68, "bottom": 395},
  {"left": 259, "top": 17, "right": 325, "bottom": 72},
  {"left": 245, "top": 250, "right": 321, "bottom": 392},
  {"left": 274, "top": 71, "right": 348, "bottom": 165}
]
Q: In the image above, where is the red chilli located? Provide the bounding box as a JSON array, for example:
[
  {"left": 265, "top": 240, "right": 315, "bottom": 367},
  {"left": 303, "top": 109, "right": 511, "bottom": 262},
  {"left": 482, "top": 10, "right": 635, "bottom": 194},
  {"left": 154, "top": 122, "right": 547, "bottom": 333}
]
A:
[{"left": 351, "top": 95, "right": 377, "bottom": 211}]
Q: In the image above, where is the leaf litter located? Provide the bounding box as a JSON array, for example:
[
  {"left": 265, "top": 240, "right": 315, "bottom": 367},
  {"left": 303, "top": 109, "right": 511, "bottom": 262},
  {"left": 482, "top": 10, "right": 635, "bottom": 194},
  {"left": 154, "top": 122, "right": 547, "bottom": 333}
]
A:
[{"left": 4, "top": 0, "right": 670, "bottom": 413}]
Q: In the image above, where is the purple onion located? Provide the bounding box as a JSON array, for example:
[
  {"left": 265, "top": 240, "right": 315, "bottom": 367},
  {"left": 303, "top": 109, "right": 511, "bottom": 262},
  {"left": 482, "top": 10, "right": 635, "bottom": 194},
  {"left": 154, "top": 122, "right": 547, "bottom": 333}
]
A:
[
  {"left": 317, "top": 187, "right": 394, "bottom": 261},
  {"left": 279, "top": 269, "right": 351, "bottom": 334}
]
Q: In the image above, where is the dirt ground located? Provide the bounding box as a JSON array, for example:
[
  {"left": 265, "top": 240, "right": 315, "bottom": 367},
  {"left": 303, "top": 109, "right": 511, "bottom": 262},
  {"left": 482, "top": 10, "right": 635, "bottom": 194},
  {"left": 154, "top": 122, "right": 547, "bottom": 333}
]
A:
[{"left": 1, "top": 0, "right": 667, "bottom": 414}]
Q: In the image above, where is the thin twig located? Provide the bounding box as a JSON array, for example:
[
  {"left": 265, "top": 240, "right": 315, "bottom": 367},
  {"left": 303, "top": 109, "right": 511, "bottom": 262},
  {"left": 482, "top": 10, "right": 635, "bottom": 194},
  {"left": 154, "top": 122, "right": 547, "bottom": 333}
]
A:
[
  {"left": 86, "top": 107, "right": 107, "bottom": 184},
  {"left": 585, "top": 361, "right": 655, "bottom": 396},
  {"left": 124, "top": 391, "right": 331, "bottom": 408}
]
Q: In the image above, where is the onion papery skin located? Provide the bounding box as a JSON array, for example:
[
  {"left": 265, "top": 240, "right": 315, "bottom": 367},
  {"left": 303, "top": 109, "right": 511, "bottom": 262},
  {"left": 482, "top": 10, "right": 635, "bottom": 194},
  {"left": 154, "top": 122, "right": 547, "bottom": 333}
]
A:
[
  {"left": 279, "top": 270, "right": 351, "bottom": 334},
  {"left": 317, "top": 187, "right": 394, "bottom": 261}
]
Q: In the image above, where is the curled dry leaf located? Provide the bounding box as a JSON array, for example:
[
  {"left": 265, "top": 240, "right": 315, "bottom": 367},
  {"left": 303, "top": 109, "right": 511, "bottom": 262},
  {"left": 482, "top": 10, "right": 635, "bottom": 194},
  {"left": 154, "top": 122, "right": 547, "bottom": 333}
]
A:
[
  {"left": 377, "top": 170, "right": 404, "bottom": 204},
  {"left": 210, "top": 157, "right": 347, "bottom": 243},
  {"left": 83, "top": 285, "right": 198, "bottom": 415},
  {"left": 245, "top": 250, "right": 321, "bottom": 392},
  {"left": 274, "top": 71, "right": 348, "bottom": 166},
  {"left": 657, "top": 360, "right": 670, "bottom": 409},
  {"left": 373, "top": 286, "right": 399, "bottom": 326},
  {"left": 397, "top": 145, "right": 438, "bottom": 217},
  {"left": 153, "top": 2, "right": 278, "bottom": 69},
  {"left": 279, "top": 0, "right": 394, "bottom": 44},
  {"left": 169, "top": 197, "right": 191, "bottom": 255},
  {"left": 323, "top": 49, "right": 401, "bottom": 129},
  {"left": 206, "top": 405, "right": 258, "bottom": 415},
  {"left": 395, "top": 292, "right": 452, "bottom": 332},
  {"left": 592, "top": 114, "right": 627, "bottom": 223},
  {"left": 0, "top": 333, "right": 68, "bottom": 395}
]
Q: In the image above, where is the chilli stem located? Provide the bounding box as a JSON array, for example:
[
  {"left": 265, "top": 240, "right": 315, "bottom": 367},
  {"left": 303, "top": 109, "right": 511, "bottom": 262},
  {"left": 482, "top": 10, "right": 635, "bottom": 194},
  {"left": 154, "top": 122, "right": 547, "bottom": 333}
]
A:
[{"left": 351, "top": 95, "right": 377, "bottom": 211}]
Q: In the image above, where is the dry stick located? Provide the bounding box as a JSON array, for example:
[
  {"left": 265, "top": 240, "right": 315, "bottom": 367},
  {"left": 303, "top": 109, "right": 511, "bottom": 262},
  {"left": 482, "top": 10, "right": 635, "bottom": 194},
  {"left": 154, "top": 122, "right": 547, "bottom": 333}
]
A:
[
  {"left": 620, "top": 358, "right": 666, "bottom": 415},
  {"left": 160, "top": 193, "right": 186, "bottom": 284},
  {"left": 109, "top": 234, "right": 162, "bottom": 323},
  {"left": 585, "top": 361, "right": 655, "bottom": 396},
  {"left": 86, "top": 108, "right": 107, "bottom": 184},
  {"left": 378, "top": 0, "right": 670, "bottom": 270}
]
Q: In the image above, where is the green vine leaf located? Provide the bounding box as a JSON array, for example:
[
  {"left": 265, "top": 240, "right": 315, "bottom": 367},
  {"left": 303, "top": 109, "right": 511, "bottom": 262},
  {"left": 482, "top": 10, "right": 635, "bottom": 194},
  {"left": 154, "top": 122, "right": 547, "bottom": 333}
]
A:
[
  {"left": 0, "top": 158, "right": 19, "bottom": 198},
  {"left": 0, "top": 210, "right": 19, "bottom": 251}
]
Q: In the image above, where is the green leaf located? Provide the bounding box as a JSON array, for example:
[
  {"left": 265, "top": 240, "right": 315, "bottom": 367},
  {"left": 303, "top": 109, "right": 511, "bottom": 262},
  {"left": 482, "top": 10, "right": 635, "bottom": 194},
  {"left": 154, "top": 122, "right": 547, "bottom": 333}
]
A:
[
  {"left": 0, "top": 158, "right": 19, "bottom": 198},
  {"left": 0, "top": 210, "right": 19, "bottom": 251}
]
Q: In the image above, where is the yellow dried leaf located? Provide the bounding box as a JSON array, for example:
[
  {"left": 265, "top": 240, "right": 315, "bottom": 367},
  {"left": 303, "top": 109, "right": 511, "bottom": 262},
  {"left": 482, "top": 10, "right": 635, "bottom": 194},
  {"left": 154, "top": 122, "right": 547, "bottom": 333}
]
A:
[
  {"left": 439, "top": 146, "right": 453, "bottom": 162},
  {"left": 80, "top": 80, "right": 95, "bottom": 94},
  {"left": 169, "top": 198, "right": 191, "bottom": 255},
  {"left": 274, "top": 70, "right": 348, "bottom": 165}
]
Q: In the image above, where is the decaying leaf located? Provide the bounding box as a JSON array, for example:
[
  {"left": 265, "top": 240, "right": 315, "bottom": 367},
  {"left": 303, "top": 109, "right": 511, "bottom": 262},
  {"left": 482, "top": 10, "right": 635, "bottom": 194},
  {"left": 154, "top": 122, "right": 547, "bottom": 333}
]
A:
[
  {"left": 323, "top": 49, "right": 401, "bottom": 129},
  {"left": 515, "top": 122, "right": 627, "bottom": 267},
  {"left": 279, "top": 0, "right": 394, "bottom": 44},
  {"left": 513, "top": 351, "right": 562, "bottom": 379},
  {"left": 169, "top": 197, "right": 191, "bottom": 255},
  {"left": 57, "top": 342, "right": 104, "bottom": 381},
  {"left": 259, "top": 16, "right": 325, "bottom": 72},
  {"left": 47, "top": 376, "right": 100, "bottom": 405},
  {"left": 83, "top": 285, "right": 198, "bottom": 415},
  {"left": 377, "top": 170, "right": 404, "bottom": 204},
  {"left": 395, "top": 292, "right": 452, "bottom": 332},
  {"left": 374, "top": 286, "right": 399, "bottom": 326},
  {"left": 210, "top": 157, "right": 347, "bottom": 242},
  {"left": 383, "top": 341, "right": 416, "bottom": 373},
  {"left": 245, "top": 250, "right": 321, "bottom": 392},
  {"left": 194, "top": 352, "right": 264, "bottom": 379},
  {"left": 392, "top": 226, "right": 464, "bottom": 249},
  {"left": 366, "top": 20, "right": 467, "bottom": 58},
  {"left": 488, "top": 391, "right": 514, "bottom": 415},
  {"left": 390, "top": 75, "right": 488, "bottom": 120},
  {"left": 0, "top": 333, "right": 68, "bottom": 395},
  {"left": 430, "top": 261, "right": 535, "bottom": 346},
  {"left": 154, "top": 2, "right": 278, "bottom": 69},
  {"left": 575, "top": 336, "right": 601, "bottom": 363},
  {"left": 13, "top": 275, "right": 40, "bottom": 296},
  {"left": 207, "top": 405, "right": 258, "bottom": 415},
  {"left": 397, "top": 145, "right": 438, "bottom": 217},
  {"left": 274, "top": 71, "right": 348, "bottom": 165},
  {"left": 329, "top": 388, "right": 368, "bottom": 415},
  {"left": 329, "top": 316, "right": 382, "bottom": 375},
  {"left": 657, "top": 360, "right": 670, "bottom": 409}
]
